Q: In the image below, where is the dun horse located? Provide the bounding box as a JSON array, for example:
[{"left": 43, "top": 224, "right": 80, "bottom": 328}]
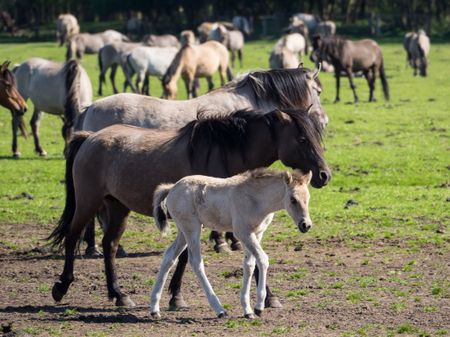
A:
[
  {"left": 0, "top": 61, "right": 28, "bottom": 157},
  {"left": 312, "top": 34, "right": 389, "bottom": 103},
  {"left": 209, "top": 24, "right": 245, "bottom": 68},
  {"left": 49, "top": 108, "right": 331, "bottom": 311},
  {"left": 12, "top": 58, "right": 92, "bottom": 156},
  {"left": 56, "top": 14, "right": 79, "bottom": 46},
  {"left": 143, "top": 34, "right": 180, "bottom": 48},
  {"left": 151, "top": 169, "right": 312, "bottom": 319},
  {"left": 404, "top": 30, "right": 430, "bottom": 77},
  {"left": 161, "top": 41, "right": 232, "bottom": 99}
]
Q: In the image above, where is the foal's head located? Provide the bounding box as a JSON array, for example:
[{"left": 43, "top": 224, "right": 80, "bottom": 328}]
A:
[
  {"left": 283, "top": 170, "right": 313, "bottom": 233},
  {"left": 0, "top": 61, "right": 27, "bottom": 115}
]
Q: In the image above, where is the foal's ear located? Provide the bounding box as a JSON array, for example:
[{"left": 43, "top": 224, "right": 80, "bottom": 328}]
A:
[
  {"left": 301, "top": 171, "right": 313, "bottom": 185},
  {"left": 284, "top": 171, "right": 293, "bottom": 185}
]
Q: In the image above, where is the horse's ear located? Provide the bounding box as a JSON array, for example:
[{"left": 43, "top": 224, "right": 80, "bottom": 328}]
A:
[
  {"left": 1, "top": 61, "right": 10, "bottom": 72},
  {"left": 302, "top": 171, "right": 313, "bottom": 185},
  {"left": 284, "top": 171, "right": 293, "bottom": 185}
]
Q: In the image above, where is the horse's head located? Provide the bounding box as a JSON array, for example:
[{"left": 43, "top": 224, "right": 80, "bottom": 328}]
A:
[
  {"left": 276, "top": 109, "right": 331, "bottom": 188},
  {"left": 283, "top": 170, "right": 313, "bottom": 233},
  {"left": 0, "top": 61, "right": 27, "bottom": 116},
  {"left": 161, "top": 75, "right": 177, "bottom": 100}
]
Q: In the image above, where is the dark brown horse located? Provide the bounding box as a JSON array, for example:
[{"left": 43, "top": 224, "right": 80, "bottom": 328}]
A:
[
  {"left": 312, "top": 35, "right": 389, "bottom": 103},
  {"left": 0, "top": 61, "right": 28, "bottom": 157},
  {"left": 49, "top": 108, "right": 331, "bottom": 311}
]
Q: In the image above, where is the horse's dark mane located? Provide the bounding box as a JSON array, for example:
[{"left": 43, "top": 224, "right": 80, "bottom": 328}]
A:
[
  {"left": 162, "top": 43, "right": 190, "bottom": 85},
  {"left": 175, "top": 108, "right": 323, "bottom": 172},
  {"left": 225, "top": 68, "right": 314, "bottom": 110}
]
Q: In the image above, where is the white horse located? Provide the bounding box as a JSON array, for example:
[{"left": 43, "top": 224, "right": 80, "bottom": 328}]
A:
[
  {"left": 274, "top": 33, "right": 308, "bottom": 58},
  {"left": 404, "top": 30, "right": 430, "bottom": 77},
  {"left": 13, "top": 58, "right": 92, "bottom": 156},
  {"left": 126, "top": 46, "right": 178, "bottom": 95},
  {"left": 97, "top": 41, "right": 142, "bottom": 95},
  {"left": 150, "top": 169, "right": 312, "bottom": 319},
  {"left": 66, "top": 30, "right": 129, "bottom": 60},
  {"left": 56, "top": 14, "right": 79, "bottom": 46},
  {"left": 209, "top": 24, "right": 245, "bottom": 68},
  {"left": 269, "top": 46, "right": 300, "bottom": 69}
]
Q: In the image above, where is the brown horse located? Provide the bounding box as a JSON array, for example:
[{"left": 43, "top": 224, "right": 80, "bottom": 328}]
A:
[
  {"left": 49, "top": 108, "right": 331, "bottom": 310},
  {"left": 162, "top": 41, "right": 233, "bottom": 99},
  {"left": 0, "top": 61, "right": 28, "bottom": 157},
  {"left": 312, "top": 35, "right": 389, "bottom": 103}
]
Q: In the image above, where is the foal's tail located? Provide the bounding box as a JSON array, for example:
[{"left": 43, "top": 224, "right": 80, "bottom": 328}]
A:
[
  {"left": 379, "top": 60, "right": 390, "bottom": 101},
  {"left": 153, "top": 183, "right": 174, "bottom": 236},
  {"left": 48, "top": 131, "right": 92, "bottom": 250}
]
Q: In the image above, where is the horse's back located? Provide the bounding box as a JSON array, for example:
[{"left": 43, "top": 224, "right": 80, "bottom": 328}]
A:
[
  {"left": 196, "top": 41, "right": 229, "bottom": 73},
  {"left": 349, "top": 39, "right": 383, "bottom": 69}
]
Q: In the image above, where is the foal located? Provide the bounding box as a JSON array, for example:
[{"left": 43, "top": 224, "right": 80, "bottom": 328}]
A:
[{"left": 151, "top": 169, "right": 312, "bottom": 319}]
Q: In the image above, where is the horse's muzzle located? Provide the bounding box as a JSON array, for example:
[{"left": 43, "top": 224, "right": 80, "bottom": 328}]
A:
[{"left": 298, "top": 219, "right": 312, "bottom": 233}]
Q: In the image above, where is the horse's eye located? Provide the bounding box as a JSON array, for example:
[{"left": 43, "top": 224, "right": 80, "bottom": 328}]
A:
[
  {"left": 290, "top": 196, "right": 297, "bottom": 204},
  {"left": 298, "top": 136, "right": 306, "bottom": 143}
]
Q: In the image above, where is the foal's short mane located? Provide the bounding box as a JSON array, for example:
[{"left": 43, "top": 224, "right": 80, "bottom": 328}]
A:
[
  {"left": 162, "top": 44, "right": 190, "bottom": 85},
  {"left": 175, "top": 108, "right": 323, "bottom": 172},
  {"left": 225, "top": 68, "right": 315, "bottom": 109}
]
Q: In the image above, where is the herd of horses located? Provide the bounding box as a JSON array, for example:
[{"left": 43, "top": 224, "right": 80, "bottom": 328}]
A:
[{"left": 0, "top": 12, "right": 431, "bottom": 319}]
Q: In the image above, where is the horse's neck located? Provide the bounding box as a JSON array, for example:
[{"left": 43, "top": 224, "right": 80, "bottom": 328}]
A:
[{"left": 243, "top": 175, "right": 286, "bottom": 214}]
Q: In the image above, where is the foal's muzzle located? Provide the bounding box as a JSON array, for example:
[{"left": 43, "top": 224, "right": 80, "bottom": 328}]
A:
[{"left": 298, "top": 219, "right": 312, "bottom": 233}]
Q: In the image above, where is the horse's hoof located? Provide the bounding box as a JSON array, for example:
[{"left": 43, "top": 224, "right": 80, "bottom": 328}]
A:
[
  {"left": 244, "top": 313, "right": 255, "bottom": 319},
  {"left": 254, "top": 308, "right": 263, "bottom": 317},
  {"left": 151, "top": 311, "right": 161, "bottom": 319},
  {"left": 265, "top": 295, "right": 283, "bottom": 308},
  {"left": 214, "top": 242, "right": 231, "bottom": 254},
  {"left": 38, "top": 150, "right": 47, "bottom": 157},
  {"left": 168, "top": 295, "right": 189, "bottom": 311},
  {"left": 116, "top": 245, "right": 128, "bottom": 258},
  {"left": 52, "top": 282, "right": 65, "bottom": 302},
  {"left": 116, "top": 295, "right": 136, "bottom": 308},
  {"left": 84, "top": 245, "right": 103, "bottom": 257},
  {"left": 12, "top": 152, "right": 21, "bottom": 159},
  {"left": 217, "top": 311, "right": 228, "bottom": 318},
  {"left": 230, "top": 241, "right": 242, "bottom": 251}
]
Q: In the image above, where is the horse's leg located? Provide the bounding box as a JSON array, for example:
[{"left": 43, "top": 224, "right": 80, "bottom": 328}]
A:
[
  {"left": 210, "top": 231, "right": 231, "bottom": 253},
  {"left": 83, "top": 218, "right": 102, "bottom": 257},
  {"left": 238, "top": 49, "right": 243, "bottom": 68},
  {"left": 413, "top": 58, "right": 418, "bottom": 76},
  {"left": 185, "top": 225, "right": 227, "bottom": 318},
  {"left": 206, "top": 76, "right": 214, "bottom": 91},
  {"left": 183, "top": 78, "right": 191, "bottom": 99},
  {"left": 135, "top": 71, "right": 143, "bottom": 94},
  {"left": 110, "top": 64, "right": 119, "bottom": 94},
  {"left": 367, "top": 67, "right": 377, "bottom": 102},
  {"left": 346, "top": 67, "right": 359, "bottom": 103},
  {"left": 168, "top": 248, "right": 189, "bottom": 310},
  {"left": 98, "top": 66, "right": 105, "bottom": 96},
  {"left": 150, "top": 232, "right": 187, "bottom": 318},
  {"left": 225, "top": 232, "right": 242, "bottom": 251},
  {"left": 30, "top": 108, "right": 47, "bottom": 156},
  {"left": 143, "top": 74, "right": 150, "bottom": 96},
  {"left": 334, "top": 69, "right": 341, "bottom": 103},
  {"left": 11, "top": 113, "right": 20, "bottom": 158},
  {"left": 241, "top": 246, "right": 256, "bottom": 318},
  {"left": 231, "top": 50, "right": 236, "bottom": 68}
]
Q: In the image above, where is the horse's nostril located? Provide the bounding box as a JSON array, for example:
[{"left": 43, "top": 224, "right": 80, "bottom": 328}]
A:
[{"left": 319, "top": 170, "right": 330, "bottom": 183}]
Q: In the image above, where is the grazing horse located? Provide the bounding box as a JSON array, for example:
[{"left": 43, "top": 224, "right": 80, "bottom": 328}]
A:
[
  {"left": 404, "top": 30, "right": 430, "bottom": 77},
  {"left": 143, "top": 34, "right": 181, "bottom": 48},
  {"left": 97, "top": 41, "right": 142, "bottom": 96},
  {"left": 161, "top": 41, "right": 232, "bottom": 99},
  {"left": 12, "top": 58, "right": 92, "bottom": 156},
  {"left": 275, "top": 33, "right": 308, "bottom": 58},
  {"left": 49, "top": 108, "right": 331, "bottom": 311},
  {"left": 0, "top": 61, "right": 28, "bottom": 157},
  {"left": 209, "top": 24, "right": 245, "bottom": 68},
  {"left": 56, "top": 14, "right": 79, "bottom": 46},
  {"left": 126, "top": 46, "right": 178, "bottom": 95},
  {"left": 66, "top": 30, "right": 129, "bottom": 60},
  {"left": 312, "top": 35, "right": 389, "bottom": 103},
  {"left": 151, "top": 169, "right": 312, "bottom": 319},
  {"left": 269, "top": 46, "right": 299, "bottom": 69}
]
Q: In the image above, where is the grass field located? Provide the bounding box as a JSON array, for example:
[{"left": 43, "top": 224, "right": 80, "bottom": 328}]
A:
[{"left": 0, "top": 37, "right": 449, "bottom": 337}]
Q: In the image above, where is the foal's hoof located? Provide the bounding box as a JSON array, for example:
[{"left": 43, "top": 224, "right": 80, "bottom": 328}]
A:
[
  {"left": 217, "top": 311, "right": 228, "bottom": 319},
  {"left": 265, "top": 295, "right": 283, "bottom": 309},
  {"left": 151, "top": 311, "right": 161, "bottom": 319},
  {"left": 244, "top": 313, "right": 256, "bottom": 319},
  {"left": 168, "top": 295, "right": 189, "bottom": 311},
  {"left": 116, "top": 245, "right": 128, "bottom": 258},
  {"left": 230, "top": 241, "right": 242, "bottom": 251},
  {"left": 84, "top": 245, "right": 103, "bottom": 257},
  {"left": 116, "top": 295, "right": 136, "bottom": 308},
  {"left": 51, "top": 282, "right": 65, "bottom": 302},
  {"left": 254, "top": 308, "right": 263, "bottom": 317},
  {"left": 214, "top": 242, "right": 231, "bottom": 254}
]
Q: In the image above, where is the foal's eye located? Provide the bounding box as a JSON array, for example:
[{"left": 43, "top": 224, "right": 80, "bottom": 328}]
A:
[{"left": 290, "top": 197, "right": 297, "bottom": 204}]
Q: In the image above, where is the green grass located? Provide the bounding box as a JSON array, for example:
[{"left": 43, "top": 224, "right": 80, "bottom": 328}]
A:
[{"left": 0, "top": 38, "right": 449, "bottom": 252}]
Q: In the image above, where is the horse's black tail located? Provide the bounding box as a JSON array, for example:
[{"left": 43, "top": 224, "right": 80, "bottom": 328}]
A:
[
  {"left": 63, "top": 59, "right": 81, "bottom": 135},
  {"left": 379, "top": 60, "right": 390, "bottom": 101},
  {"left": 153, "top": 183, "right": 174, "bottom": 236},
  {"left": 48, "top": 131, "right": 92, "bottom": 250},
  {"left": 226, "top": 66, "right": 234, "bottom": 81}
]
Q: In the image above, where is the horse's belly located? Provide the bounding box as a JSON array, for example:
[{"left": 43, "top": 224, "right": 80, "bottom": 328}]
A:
[{"left": 196, "top": 62, "right": 220, "bottom": 77}]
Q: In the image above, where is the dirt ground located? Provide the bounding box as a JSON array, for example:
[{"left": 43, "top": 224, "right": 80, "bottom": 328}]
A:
[{"left": 1, "top": 222, "right": 449, "bottom": 337}]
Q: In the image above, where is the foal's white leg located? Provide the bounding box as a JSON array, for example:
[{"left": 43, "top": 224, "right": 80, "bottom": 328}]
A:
[
  {"left": 184, "top": 225, "right": 226, "bottom": 318},
  {"left": 150, "top": 232, "right": 187, "bottom": 318},
  {"left": 241, "top": 247, "right": 256, "bottom": 318},
  {"left": 238, "top": 232, "right": 269, "bottom": 316}
]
